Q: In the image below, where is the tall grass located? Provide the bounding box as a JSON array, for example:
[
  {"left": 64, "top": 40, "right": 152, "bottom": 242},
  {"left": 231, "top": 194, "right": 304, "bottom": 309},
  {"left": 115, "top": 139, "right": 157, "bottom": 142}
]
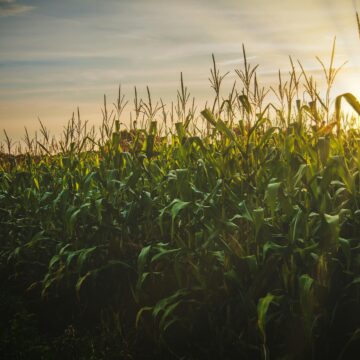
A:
[{"left": 0, "top": 42, "right": 360, "bottom": 359}]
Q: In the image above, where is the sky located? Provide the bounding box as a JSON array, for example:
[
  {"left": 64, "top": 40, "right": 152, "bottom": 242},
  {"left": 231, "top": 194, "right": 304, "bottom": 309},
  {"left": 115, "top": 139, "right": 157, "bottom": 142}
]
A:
[{"left": 1, "top": 0, "right": 360, "bottom": 140}]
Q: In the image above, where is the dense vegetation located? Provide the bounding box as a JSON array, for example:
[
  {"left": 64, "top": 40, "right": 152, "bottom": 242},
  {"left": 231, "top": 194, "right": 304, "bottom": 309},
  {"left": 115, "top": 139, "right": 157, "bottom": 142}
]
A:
[{"left": 1, "top": 46, "right": 360, "bottom": 359}]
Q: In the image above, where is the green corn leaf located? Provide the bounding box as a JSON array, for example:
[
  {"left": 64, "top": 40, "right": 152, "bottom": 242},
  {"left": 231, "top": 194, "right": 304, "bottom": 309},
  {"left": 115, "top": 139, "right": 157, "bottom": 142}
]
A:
[
  {"left": 324, "top": 213, "right": 340, "bottom": 245},
  {"left": 253, "top": 208, "right": 264, "bottom": 237},
  {"left": 137, "top": 245, "right": 151, "bottom": 275},
  {"left": 145, "top": 134, "right": 155, "bottom": 158},
  {"left": 299, "top": 274, "right": 315, "bottom": 342},
  {"left": 263, "top": 241, "right": 287, "bottom": 259},
  {"left": 257, "top": 293, "right": 275, "bottom": 339},
  {"left": 318, "top": 137, "right": 330, "bottom": 164},
  {"left": 335, "top": 93, "right": 360, "bottom": 134},
  {"left": 136, "top": 306, "right": 153, "bottom": 328},
  {"left": 75, "top": 271, "right": 92, "bottom": 300},
  {"left": 201, "top": 109, "right": 236, "bottom": 142},
  {"left": 239, "top": 94, "right": 252, "bottom": 114},
  {"left": 175, "top": 122, "right": 186, "bottom": 140},
  {"left": 77, "top": 246, "right": 97, "bottom": 272},
  {"left": 153, "top": 289, "right": 189, "bottom": 319},
  {"left": 33, "top": 177, "right": 40, "bottom": 191},
  {"left": 265, "top": 180, "right": 281, "bottom": 214},
  {"left": 237, "top": 200, "right": 253, "bottom": 222}
]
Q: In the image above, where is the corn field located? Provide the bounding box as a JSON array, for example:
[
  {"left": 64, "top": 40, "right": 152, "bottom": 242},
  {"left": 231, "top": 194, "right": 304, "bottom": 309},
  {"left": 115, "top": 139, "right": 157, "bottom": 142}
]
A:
[{"left": 1, "top": 44, "right": 360, "bottom": 359}]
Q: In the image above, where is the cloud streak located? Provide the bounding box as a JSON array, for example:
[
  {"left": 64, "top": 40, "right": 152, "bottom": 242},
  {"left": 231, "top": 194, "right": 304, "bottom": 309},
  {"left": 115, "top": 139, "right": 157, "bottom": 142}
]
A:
[{"left": 0, "top": 0, "right": 34, "bottom": 17}]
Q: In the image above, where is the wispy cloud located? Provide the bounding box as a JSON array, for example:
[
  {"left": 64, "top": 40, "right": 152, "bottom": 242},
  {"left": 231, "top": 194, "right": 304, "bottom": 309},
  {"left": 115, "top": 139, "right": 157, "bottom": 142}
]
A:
[
  {"left": 0, "top": 0, "right": 34, "bottom": 17},
  {"left": 218, "top": 56, "right": 258, "bottom": 66}
]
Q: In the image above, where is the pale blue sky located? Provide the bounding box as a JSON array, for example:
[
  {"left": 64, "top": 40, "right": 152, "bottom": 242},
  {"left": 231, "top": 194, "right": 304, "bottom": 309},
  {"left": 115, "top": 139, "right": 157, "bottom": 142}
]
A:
[{"left": 1, "top": 0, "right": 360, "bottom": 138}]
